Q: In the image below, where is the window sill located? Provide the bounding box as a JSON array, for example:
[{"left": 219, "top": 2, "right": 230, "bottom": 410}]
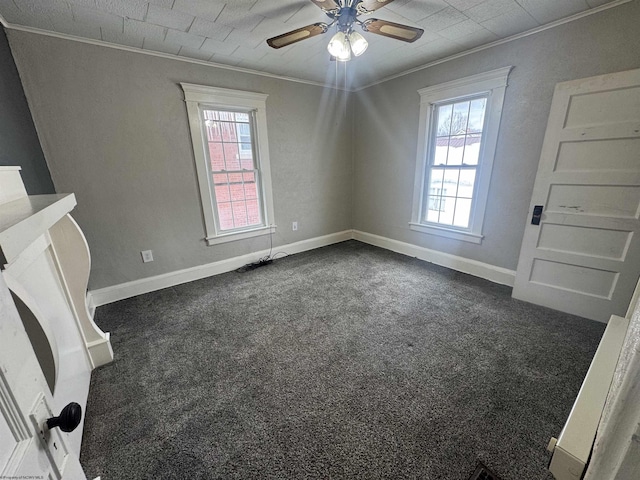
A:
[
  {"left": 206, "top": 225, "right": 275, "bottom": 246},
  {"left": 409, "top": 222, "right": 483, "bottom": 244}
]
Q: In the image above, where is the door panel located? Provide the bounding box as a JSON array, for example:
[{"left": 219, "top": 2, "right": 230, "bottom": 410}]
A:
[
  {"left": 537, "top": 224, "right": 631, "bottom": 259},
  {"left": 0, "top": 272, "right": 86, "bottom": 479},
  {"left": 556, "top": 138, "right": 640, "bottom": 171},
  {"left": 513, "top": 68, "right": 640, "bottom": 322},
  {"left": 564, "top": 85, "right": 640, "bottom": 127},
  {"left": 546, "top": 185, "right": 640, "bottom": 218},
  {"left": 529, "top": 259, "right": 617, "bottom": 298}
]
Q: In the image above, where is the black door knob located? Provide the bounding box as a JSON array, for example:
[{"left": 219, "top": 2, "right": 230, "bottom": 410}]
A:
[{"left": 46, "top": 402, "right": 82, "bottom": 433}]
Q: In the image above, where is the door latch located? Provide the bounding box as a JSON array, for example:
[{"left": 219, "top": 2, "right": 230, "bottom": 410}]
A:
[{"left": 531, "top": 205, "right": 543, "bottom": 225}]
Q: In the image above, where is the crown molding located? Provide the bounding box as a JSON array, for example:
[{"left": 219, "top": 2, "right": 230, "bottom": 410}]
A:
[
  {"left": 353, "top": 0, "right": 633, "bottom": 92},
  {"left": 2, "top": 22, "right": 349, "bottom": 92}
]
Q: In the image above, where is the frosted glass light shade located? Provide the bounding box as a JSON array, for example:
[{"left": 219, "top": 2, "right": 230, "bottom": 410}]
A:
[
  {"left": 349, "top": 31, "right": 368, "bottom": 56},
  {"left": 327, "top": 31, "right": 351, "bottom": 61}
]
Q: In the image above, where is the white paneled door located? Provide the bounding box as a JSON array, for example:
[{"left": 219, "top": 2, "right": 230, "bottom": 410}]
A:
[
  {"left": 513, "top": 68, "right": 640, "bottom": 322},
  {"left": 0, "top": 272, "right": 86, "bottom": 479}
]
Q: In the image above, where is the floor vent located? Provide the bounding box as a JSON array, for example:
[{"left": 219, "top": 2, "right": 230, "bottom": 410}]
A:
[{"left": 469, "top": 462, "right": 502, "bottom": 480}]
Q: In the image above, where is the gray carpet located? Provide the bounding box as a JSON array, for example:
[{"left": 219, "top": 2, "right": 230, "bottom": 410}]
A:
[{"left": 80, "top": 240, "right": 605, "bottom": 479}]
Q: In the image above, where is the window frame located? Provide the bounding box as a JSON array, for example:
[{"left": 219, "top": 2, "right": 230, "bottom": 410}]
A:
[
  {"left": 181, "top": 83, "right": 276, "bottom": 246},
  {"left": 410, "top": 67, "right": 512, "bottom": 244}
]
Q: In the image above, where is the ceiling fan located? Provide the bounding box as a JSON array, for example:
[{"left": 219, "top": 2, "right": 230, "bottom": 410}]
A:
[{"left": 266, "top": 0, "right": 424, "bottom": 62}]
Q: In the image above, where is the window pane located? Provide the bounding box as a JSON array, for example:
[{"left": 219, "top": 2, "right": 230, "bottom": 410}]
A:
[
  {"left": 246, "top": 198, "right": 260, "bottom": 224},
  {"left": 240, "top": 157, "right": 253, "bottom": 170},
  {"left": 428, "top": 168, "right": 445, "bottom": 195},
  {"left": 244, "top": 178, "right": 259, "bottom": 203},
  {"left": 446, "top": 136, "right": 465, "bottom": 165},
  {"left": 434, "top": 138, "right": 448, "bottom": 165},
  {"left": 453, "top": 198, "right": 472, "bottom": 227},
  {"left": 228, "top": 174, "right": 244, "bottom": 212},
  {"left": 244, "top": 173, "right": 259, "bottom": 201},
  {"left": 463, "top": 134, "right": 482, "bottom": 165},
  {"left": 451, "top": 101, "right": 470, "bottom": 134},
  {"left": 223, "top": 144, "right": 240, "bottom": 170},
  {"left": 217, "top": 121, "right": 235, "bottom": 140},
  {"left": 229, "top": 171, "right": 244, "bottom": 181},
  {"left": 217, "top": 202, "right": 234, "bottom": 230},
  {"left": 229, "top": 183, "right": 244, "bottom": 202},
  {"left": 239, "top": 140, "right": 254, "bottom": 170},
  {"left": 443, "top": 169, "right": 460, "bottom": 198},
  {"left": 209, "top": 142, "right": 224, "bottom": 171},
  {"left": 427, "top": 168, "right": 444, "bottom": 222},
  {"left": 426, "top": 197, "right": 441, "bottom": 222},
  {"left": 235, "top": 112, "right": 249, "bottom": 122},
  {"left": 468, "top": 98, "right": 486, "bottom": 133},
  {"left": 437, "top": 197, "right": 456, "bottom": 225},
  {"left": 436, "top": 104, "right": 453, "bottom": 136},
  {"left": 458, "top": 169, "right": 476, "bottom": 198},
  {"left": 214, "top": 184, "right": 230, "bottom": 202},
  {"left": 205, "top": 120, "right": 221, "bottom": 141},
  {"left": 232, "top": 202, "right": 248, "bottom": 227},
  {"left": 236, "top": 123, "right": 251, "bottom": 142},
  {"left": 218, "top": 111, "right": 235, "bottom": 121},
  {"left": 212, "top": 172, "right": 228, "bottom": 185}
]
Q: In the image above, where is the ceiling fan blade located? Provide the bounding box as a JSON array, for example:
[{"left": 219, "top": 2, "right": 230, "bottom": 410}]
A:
[
  {"left": 267, "top": 23, "right": 328, "bottom": 49},
  {"left": 308, "top": 0, "right": 340, "bottom": 12},
  {"left": 362, "top": 19, "right": 424, "bottom": 43},
  {"left": 356, "top": 0, "right": 396, "bottom": 14}
]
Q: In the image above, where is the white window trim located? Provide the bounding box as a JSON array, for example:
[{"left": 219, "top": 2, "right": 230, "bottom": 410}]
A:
[
  {"left": 181, "top": 83, "right": 276, "bottom": 246},
  {"left": 410, "top": 66, "right": 512, "bottom": 244}
]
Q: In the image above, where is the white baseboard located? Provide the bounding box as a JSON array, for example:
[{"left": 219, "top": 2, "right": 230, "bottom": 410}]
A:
[
  {"left": 353, "top": 230, "right": 516, "bottom": 287},
  {"left": 89, "top": 229, "right": 514, "bottom": 307},
  {"left": 89, "top": 230, "right": 353, "bottom": 306}
]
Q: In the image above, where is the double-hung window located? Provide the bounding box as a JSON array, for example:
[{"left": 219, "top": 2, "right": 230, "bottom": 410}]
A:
[
  {"left": 410, "top": 67, "right": 511, "bottom": 244},
  {"left": 182, "top": 84, "right": 275, "bottom": 245}
]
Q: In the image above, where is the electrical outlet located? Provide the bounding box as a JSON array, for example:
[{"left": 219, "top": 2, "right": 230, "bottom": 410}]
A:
[
  {"left": 292, "top": 221, "right": 298, "bottom": 231},
  {"left": 141, "top": 250, "right": 154, "bottom": 263}
]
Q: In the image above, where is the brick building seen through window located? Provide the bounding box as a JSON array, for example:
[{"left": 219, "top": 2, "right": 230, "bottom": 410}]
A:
[{"left": 204, "top": 110, "right": 262, "bottom": 231}]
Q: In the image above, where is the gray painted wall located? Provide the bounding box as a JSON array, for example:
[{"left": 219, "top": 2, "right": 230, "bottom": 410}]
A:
[
  {"left": 352, "top": 0, "right": 640, "bottom": 271},
  {"left": 0, "top": 27, "right": 53, "bottom": 194},
  {"left": 8, "top": 32, "right": 352, "bottom": 290}
]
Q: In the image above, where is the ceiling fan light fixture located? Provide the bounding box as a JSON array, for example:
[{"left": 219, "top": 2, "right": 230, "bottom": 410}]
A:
[
  {"left": 336, "top": 47, "right": 352, "bottom": 62},
  {"left": 349, "top": 31, "right": 368, "bottom": 56},
  {"left": 327, "top": 31, "right": 351, "bottom": 61}
]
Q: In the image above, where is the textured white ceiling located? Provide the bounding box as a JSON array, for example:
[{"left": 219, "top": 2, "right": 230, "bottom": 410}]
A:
[{"left": 0, "top": 0, "right": 623, "bottom": 88}]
